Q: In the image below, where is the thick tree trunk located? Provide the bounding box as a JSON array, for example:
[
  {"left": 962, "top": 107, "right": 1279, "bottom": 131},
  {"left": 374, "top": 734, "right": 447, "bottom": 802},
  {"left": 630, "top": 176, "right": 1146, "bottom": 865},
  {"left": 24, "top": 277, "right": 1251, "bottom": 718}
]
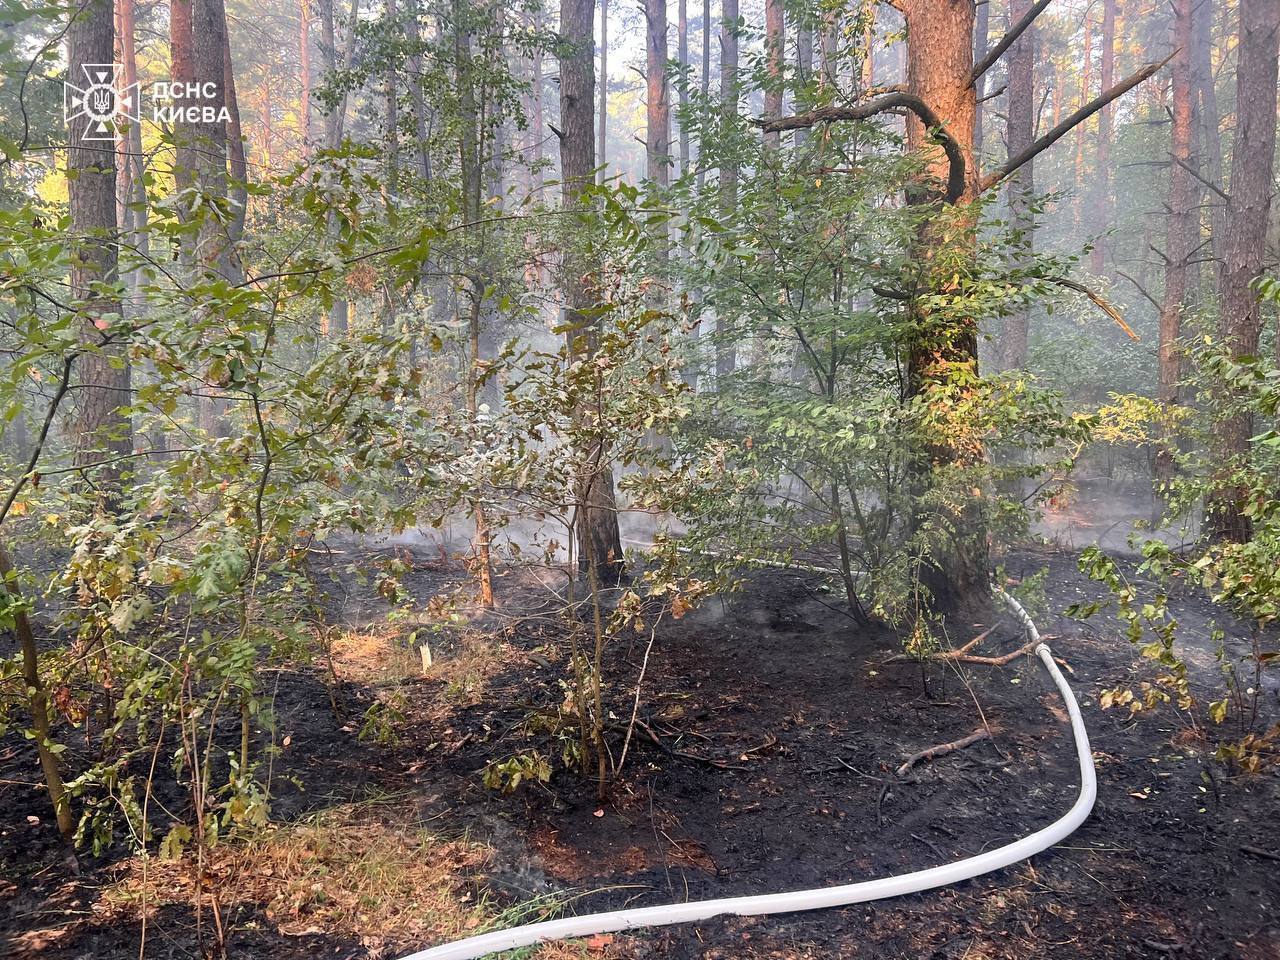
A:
[
  {"left": 716, "top": 0, "right": 738, "bottom": 380},
  {"left": 560, "top": 0, "right": 624, "bottom": 584},
  {"left": 1205, "top": 0, "right": 1280, "bottom": 542},
  {"left": 1158, "top": 0, "right": 1194, "bottom": 411},
  {"left": 900, "top": 0, "right": 987, "bottom": 620},
  {"left": 1003, "top": 0, "right": 1035, "bottom": 369},
  {"left": 762, "top": 0, "right": 783, "bottom": 149},
  {"left": 645, "top": 0, "right": 669, "bottom": 187},
  {"left": 1089, "top": 0, "right": 1116, "bottom": 275},
  {"left": 69, "top": 0, "right": 132, "bottom": 483}
]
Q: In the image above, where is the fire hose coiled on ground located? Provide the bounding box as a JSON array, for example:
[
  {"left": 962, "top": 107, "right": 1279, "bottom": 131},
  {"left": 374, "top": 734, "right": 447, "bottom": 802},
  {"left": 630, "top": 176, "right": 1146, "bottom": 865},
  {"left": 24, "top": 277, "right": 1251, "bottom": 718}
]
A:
[{"left": 397, "top": 587, "right": 1096, "bottom": 960}]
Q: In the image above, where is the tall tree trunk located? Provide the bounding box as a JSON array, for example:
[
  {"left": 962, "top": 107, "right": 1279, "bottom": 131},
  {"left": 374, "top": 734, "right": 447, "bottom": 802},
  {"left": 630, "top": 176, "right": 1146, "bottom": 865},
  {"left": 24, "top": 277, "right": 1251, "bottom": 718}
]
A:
[
  {"left": 899, "top": 0, "right": 985, "bottom": 619},
  {"left": 716, "top": 0, "right": 738, "bottom": 380},
  {"left": 645, "top": 0, "right": 669, "bottom": 187},
  {"left": 762, "top": 0, "right": 783, "bottom": 149},
  {"left": 70, "top": 0, "right": 132, "bottom": 483},
  {"left": 300, "top": 0, "right": 313, "bottom": 151},
  {"left": 598, "top": 0, "right": 608, "bottom": 179},
  {"left": 322, "top": 0, "right": 360, "bottom": 337},
  {"left": 560, "top": 0, "right": 624, "bottom": 584},
  {"left": 1205, "top": 0, "right": 1280, "bottom": 541},
  {"left": 224, "top": 31, "right": 248, "bottom": 266},
  {"left": 972, "top": 0, "right": 989, "bottom": 159},
  {"left": 1191, "top": 0, "right": 1225, "bottom": 292},
  {"left": 171, "top": 0, "right": 195, "bottom": 189},
  {"left": 696, "top": 0, "right": 709, "bottom": 189},
  {"left": 794, "top": 10, "right": 813, "bottom": 147},
  {"left": 1074, "top": 15, "right": 1091, "bottom": 230},
  {"left": 1003, "top": 0, "right": 1036, "bottom": 369},
  {"left": 1089, "top": 0, "right": 1116, "bottom": 274},
  {"left": 677, "top": 0, "right": 689, "bottom": 177},
  {"left": 531, "top": 5, "right": 544, "bottom": 195},
  {"left": 1158, "top": 0, "right": 1194, "bottom": 412},
  {"left": 192, "top": 0, "right": 231, "bottom": 436}
]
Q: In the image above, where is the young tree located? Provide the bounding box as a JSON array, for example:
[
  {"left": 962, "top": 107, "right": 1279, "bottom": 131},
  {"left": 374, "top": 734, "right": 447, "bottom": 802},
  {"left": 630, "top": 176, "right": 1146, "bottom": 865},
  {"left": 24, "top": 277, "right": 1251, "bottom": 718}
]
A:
[
  {"left": 1205, "top": 0, "right": 1280, "bottom": 541},
  {"left": 560, "top": 0, "right": 625, "bottom": 582}
]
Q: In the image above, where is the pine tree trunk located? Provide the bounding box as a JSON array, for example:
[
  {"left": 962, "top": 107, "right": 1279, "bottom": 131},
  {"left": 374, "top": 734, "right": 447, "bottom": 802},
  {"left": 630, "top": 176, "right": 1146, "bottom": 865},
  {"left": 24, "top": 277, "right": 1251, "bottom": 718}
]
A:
[
  {"left": 1090, "top": 0, "right": 1116, "bottom": 274},
  {"left": 762, "top": 0, "right": 783, "bottom": 149},
  {"left": 716, "top": 0, "right": 738, "bottom": 380},
  {"left": 69, "top": 0, "right": 132, "bottom": 485},
  {"left": 1205, "top": 0, "right": 1280, "bottom": 542},
  {"left": 972, "top": 0, "right": 989, "bottom": 159},
  {"left": 1158, "top": 0, "right": 1195, "bottom": 410},
  {"left": 300, "top": 0, "right": 312, "bottom": 150},
  {"left": 696, "top": 0, "right": 709, "bottom": 189},
  {"left": 645, "top": 0, "right": 669, "bottom": 187},
  {"left": 598, "top": 0, "right": 608, "bottom": 179},
  {"left": 900, "top": 0, "right": 986, "bottom": 620},
  {"left": 678, "top": 0, "right": 689, "bottom": 177},
  {"left": 1191, "top": 0, "right": 1225, "bottom": 292},
  {"left": 1003, "top": 0, "right": 1035, "bottom": 370},
  {"left": 560, "top": 0, "right": 624, "bottom": 584}
]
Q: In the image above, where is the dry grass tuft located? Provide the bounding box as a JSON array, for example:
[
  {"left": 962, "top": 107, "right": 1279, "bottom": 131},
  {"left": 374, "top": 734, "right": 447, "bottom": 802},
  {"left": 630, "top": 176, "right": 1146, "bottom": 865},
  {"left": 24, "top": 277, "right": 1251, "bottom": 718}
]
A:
[{"left": 95, "top": 800, "right": 606, "bottom": 956}]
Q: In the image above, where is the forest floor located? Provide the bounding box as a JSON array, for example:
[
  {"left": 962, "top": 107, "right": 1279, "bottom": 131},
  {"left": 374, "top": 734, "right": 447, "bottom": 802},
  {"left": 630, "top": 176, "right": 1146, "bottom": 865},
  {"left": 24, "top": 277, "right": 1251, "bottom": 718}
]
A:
[{"left": 2, "top": 543, "right": 1278, "bottom": 960}]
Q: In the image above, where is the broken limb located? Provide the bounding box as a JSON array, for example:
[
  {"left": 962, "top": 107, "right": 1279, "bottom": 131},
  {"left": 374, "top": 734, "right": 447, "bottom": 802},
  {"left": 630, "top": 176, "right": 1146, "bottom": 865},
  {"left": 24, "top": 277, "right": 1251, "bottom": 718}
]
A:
[{"left": 897, "top": 729, "right": 993, "bottom": 777}]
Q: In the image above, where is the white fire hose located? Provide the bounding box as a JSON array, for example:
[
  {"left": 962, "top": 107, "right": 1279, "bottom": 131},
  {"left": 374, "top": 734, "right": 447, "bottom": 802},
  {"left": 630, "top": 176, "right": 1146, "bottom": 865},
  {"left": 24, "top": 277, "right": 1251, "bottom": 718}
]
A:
[{"left": 397, "top": 586, "right": 1096, "bottom": 960}]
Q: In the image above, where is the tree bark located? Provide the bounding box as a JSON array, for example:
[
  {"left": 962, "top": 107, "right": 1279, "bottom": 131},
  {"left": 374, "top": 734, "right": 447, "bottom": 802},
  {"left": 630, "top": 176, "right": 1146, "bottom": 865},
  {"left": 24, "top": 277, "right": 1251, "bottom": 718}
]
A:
[
  {"left": 1205, "top": 0, "right": 1280, "bottom": 542},
  {"left": 560, "top": 0, "right": 624, "bottom": 583},
  {"left": 763, "top": 0, "right": 784, "bottom": 149},
  {"left": 69, "top": 0, "right": 132, "bottom": 485},
  {"left": 900, "top": 0, "right": 985, "bottom": 619},
  {"left": 1003, "top": 0, "right": 1036, "bottom": 370},
  {"left": 645, "top": 0, "right": 669, "bottom": 187}
]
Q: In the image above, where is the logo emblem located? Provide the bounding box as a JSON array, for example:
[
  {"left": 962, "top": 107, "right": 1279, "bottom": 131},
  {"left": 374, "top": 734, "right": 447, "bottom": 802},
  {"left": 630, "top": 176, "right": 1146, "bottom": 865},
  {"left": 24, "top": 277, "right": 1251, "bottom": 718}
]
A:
[{"left": 64, "top": 64, "right": 140, "bottom": 141}]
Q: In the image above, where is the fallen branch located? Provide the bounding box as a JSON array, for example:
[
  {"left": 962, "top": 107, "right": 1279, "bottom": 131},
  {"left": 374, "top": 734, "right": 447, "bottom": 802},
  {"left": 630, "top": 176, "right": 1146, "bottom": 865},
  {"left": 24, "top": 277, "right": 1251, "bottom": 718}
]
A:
[{"left": 897, "top": 729, "right": 992, "bottom": 777}]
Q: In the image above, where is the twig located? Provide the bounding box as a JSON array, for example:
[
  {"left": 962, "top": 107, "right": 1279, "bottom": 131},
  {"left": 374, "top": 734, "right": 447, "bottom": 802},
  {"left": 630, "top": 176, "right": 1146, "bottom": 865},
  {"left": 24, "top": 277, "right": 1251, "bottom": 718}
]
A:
[
  {"left": 897, "top": 729, "right": 992, "bottom": 777},
  {"left": 1240, "top": 844, "right": 1280, "bottom": 862}
]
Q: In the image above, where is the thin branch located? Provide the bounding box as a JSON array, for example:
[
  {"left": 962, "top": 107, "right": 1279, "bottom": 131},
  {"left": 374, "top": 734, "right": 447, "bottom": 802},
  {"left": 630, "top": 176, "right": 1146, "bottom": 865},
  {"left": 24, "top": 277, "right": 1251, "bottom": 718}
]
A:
[
  {"left": 1115, "top": 269, "right": 1162, "bottom": 311},
  {"left": 759, "top": 92, "right": 966, "bottom": 203},
  {"left": 981, "top": 53, "right": 1175, "bottom": 193},
  {"left": 971, "top": 0, "right": 1055, "bottom": 84}
]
